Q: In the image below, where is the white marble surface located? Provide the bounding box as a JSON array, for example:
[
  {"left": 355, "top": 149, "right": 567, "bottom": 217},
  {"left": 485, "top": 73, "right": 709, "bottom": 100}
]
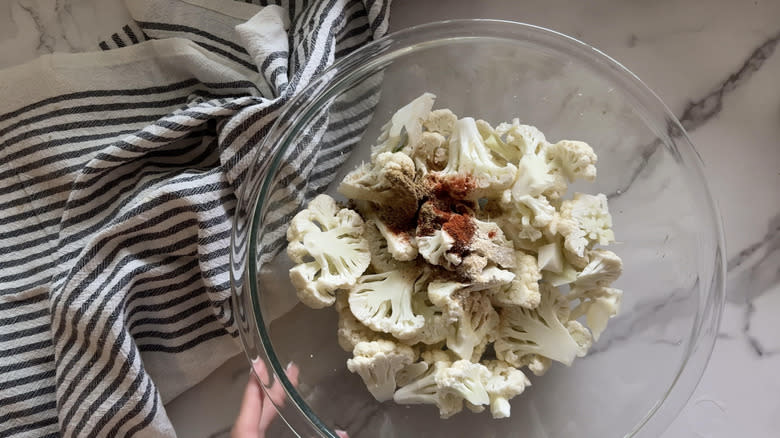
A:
[{"left": 1, "top": 0, "right": 778, "bottom": 437}]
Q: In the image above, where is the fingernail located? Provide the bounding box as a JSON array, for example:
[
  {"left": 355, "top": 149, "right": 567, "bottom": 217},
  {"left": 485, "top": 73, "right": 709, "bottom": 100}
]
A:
[{"left": 285, "top": 361, "right": 293, "bottom": 371}]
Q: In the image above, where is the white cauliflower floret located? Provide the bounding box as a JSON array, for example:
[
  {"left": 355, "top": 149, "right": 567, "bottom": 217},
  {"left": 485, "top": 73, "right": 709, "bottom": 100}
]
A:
[
  {"left": 541, "top": 260, "right": 579, "bottom": 287},
  {"left": 286, "top": 194, "right": 370, "bottom": 308},
  {"left": 518, "top": 354, "right": 552, "bottom": 377},
  {"left": 574, "top": 249, "right": 623, "bottom": 288},
  {"left": 338, "top": 151, "right": 416, "bottom": 205},
  {"left": 373, "top": 216, "right": 418, "bottom": 261},
  {"left": 560, "top": 193, "right": 615, "bottom": 246},
  {"left": 495, "top": 283, "right": 592, "bottom": 366},
  {"left": 511, "top": 153, "right": 557, "bottom": 198},
  {"left": 347, "top": 340, "right": 417, "bottom": 402},
  {"left": 483, "top": 360, "right": 531, "bottom": 419},
  {"left": 373, "top": 92, "right": 436, "bottom": 157},
  {"left": 554, "top": 214, "right": 590, "bottom": 269},
  {"left": 403, "top": 282, "right": 450, "bottom": 345},
  {"left": 427, "top": 282, "right": 500, "bottom": 361},
  {"left": 436, "top": 117, "right": 518, "bottom": 199},
  {"left": 569, "top": 287, "right": 623, "bottom": 341},
  {"left": 411, "top": 131, "right": 448, "bottom": 174},
  {"left": 491, "top": 119, "right": 547, "bottom": 163},
  {"left": 423, "top": 108, "right": 458, "bottom": 136},
  {"left": 498, "top": 193, "right": 556, "bottom": 242},
  {"left": 393, "top": 361, "right": 464, "bottom": 419},
  {"left": 490, "top": 251, "right": 542, "bottom": 309},
  {"left": 417, "top": 228, "right": 458, "bottom": 269},
  {"left": 537, "top": 241, "right": 564, "bottom": 273},
  {"left": 364, "top": 219, "right": 412, "bottom": 273},
  {"left": 335, "top": 292, "right": 385, "bottom": 351},
  {"left": 468, "top": 218, "right": 517, "bottom": 270},
  {"left": 348, "top": 268, "right": 427, "bottom": 339},
  {"left": 545, "top": 139, "right": 598, "bottom": 184},
  {"left": 436, "top": 360, "right": 490, "bottom": 409}
]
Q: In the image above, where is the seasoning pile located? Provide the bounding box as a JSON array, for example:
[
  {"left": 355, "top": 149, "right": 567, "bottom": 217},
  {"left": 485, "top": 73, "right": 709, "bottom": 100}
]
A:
[{"left": 285, "top": 93, "right": 623, "bottom": 419}]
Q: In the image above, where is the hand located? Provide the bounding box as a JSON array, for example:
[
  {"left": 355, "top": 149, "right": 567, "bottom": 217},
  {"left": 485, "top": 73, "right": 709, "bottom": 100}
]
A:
[{"left": 231, "top": 361, "right": 349, "bottom": 438}]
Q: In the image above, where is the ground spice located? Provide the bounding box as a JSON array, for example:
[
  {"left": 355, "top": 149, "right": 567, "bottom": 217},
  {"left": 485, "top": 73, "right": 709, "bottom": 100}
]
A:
[{"left": 442, "top": 213, "right": 476, "bottom": 257}]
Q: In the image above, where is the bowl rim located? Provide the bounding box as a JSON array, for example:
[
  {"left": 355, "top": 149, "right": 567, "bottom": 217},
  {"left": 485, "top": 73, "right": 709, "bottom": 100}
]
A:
[{"left": 230, "top": 18, "right": 726, "bottom": 438}]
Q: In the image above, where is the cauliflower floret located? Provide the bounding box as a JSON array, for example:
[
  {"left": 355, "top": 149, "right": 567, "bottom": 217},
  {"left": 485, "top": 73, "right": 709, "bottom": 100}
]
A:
[
  {"left": 393, "top": 361, "right": 464, "bottom": 419},
  {"left": 335, "top": 292, "right": 385, "bottom": 351},
  {"left": 286, "top": 194, "right": 370, "bottom": 308},
  {"left": 541, "top": 260, "right": 579, "bottom": 287},
  {"left": 411, "top": 131, "right": 448, "bottom": 174},
  {"left": 436, "top": 117, "right": 518, "bottom": 199},
  {"left": 364, "top": 219, "right": 412, "bottom": 273},
  {"left": 373, "top": 216, "right": 418, "bottom": 261},
  {"left": 545, "top": 139, "right": 597, "bottom": 184},
  {"left": 498, "top": 193, "right": 556, "bottom": 242},
  {"left": 417, "top": 228, "right": 458, "bottom": 269},
  {"left": 373, "top": 92, "right": 436, "bottom": 157},
  {"left": 491, "top": 119, "right": 547, "bottom": 163},
  {"left": 402, "top": 282, "right": 450, "bottom": 345},
  {"left": 490, "top": 251, "right": 542, "bottom": 309},
  {"left": 560, "top": 192, "right": 615, "bottom": 246},
  {"left": 348, "top": 268, "right": 427, "bottom": 339},
  {"left": 511, "top": 153, "right": 557, "bottom": 198},
  {"left": 427, "top": 282, "right": 500, "bottom": 361},
  {"left": 495, "top": 283, "right": 592, "bottom": 366},
  {"left": 574, "top": 249, "right": 623, "bottom": 288},
  {"left": 518, "top": 354, "right": 552, "bottom": 377},
  {"left": 569, "top": 287, "right": 623, "bottom": 341},
  {"left": 537, "top": 241, "right": 564, "bottom": 273},
  {"left": 467, "top": 218, "right": 517, "bottom": 270},
  {"left": 347, "top": 340, "right": 417, "bottom": 402},
  {"left": 436, "top": 360, "right": 490, "bottom": 409},
  {"left": 338, "top": 151, "right": 417, "bottom": 207},
  {"left": 554, "top": 214, "right": 590, "bottom": 269},
  {"left": 483, "top": 360, "right": 531, "bottom": 419},
  {"left": 423, "top": 108, "right": 458, "bottom": 136}
]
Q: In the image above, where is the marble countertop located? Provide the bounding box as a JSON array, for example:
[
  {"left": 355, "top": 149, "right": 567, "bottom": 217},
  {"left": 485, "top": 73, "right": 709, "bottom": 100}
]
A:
[{"left": 1, "top": 0, "right": 777, "bottom": 437}]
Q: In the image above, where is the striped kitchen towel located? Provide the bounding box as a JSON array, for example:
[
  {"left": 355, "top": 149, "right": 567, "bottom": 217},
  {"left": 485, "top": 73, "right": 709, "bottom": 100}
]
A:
[{"left": 0, "top": 0, "right": 389, "bottom": 436}]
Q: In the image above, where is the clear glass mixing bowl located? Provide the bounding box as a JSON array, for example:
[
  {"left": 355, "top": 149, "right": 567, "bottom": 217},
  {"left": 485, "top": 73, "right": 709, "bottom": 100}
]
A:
[{"left": 230, "top": 20, "right": 725, "bottom": 438}]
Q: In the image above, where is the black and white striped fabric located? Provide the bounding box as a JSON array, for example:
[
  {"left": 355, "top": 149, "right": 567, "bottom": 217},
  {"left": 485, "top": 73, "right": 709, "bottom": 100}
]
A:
[{"left": 0, "top": 0, "right": 389, "bottom": 436}]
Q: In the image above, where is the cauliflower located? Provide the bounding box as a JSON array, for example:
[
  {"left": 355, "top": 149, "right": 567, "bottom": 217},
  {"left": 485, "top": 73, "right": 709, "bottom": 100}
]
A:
[
  {"left": 569, "top": 287, "right": 623, "bottom": 341},
  {"left": 545, "top": 139, "right": 597, "bottom": 184},
  {"left": 287, "top": 194, "right": 371, "bottom": 308},
  {"left": 410, "top": 131, "right": 448, "bottom": 174},
  {"left": 373, "top": 216, "right": 418, "bottom": 261},
  {"left": 554, "top": 214, "right": 590, "bottom": 269},
  {"left": 348, "top": 268, "right": 427, "bottom": 339},
  {"left": 347, "top": 340, "right": 417, "bottom": 402},
  {"left": 436, "top": 360, "right": 490, "bottom": 408},
  {"left": 518, "top": 354, "right": 552, "bottom": 377},
  {"left": 574, "top": 249, "right": 623, "bottom": 288},
  {"left": 537, "top": 241, "right": 564, "bottom": 273},
  {"left": 427, "top": 282, "right": 500, "bottom": 361},
  {"left": 498, "top": 193, "right": 556, "bottom": 242},
  {"left": 423, "top": 108, "right": 458, "bottom": 136},
  {"left": 335, "top": 292, "right": 385, "bottom": 351},
  {"left": 511, "top": 153, "right": 557, "bottom": 198},
  {"left": 560, "top": 193, "right": 615, "bottom": 246},
  {"left": 338, "top": 151, "right": 419, "bottom": 211},
  {"left": 483, "top": 360, "right": 531, "bottom": 419},
  {"left": 393, "top": 361, "right": 464, "bottom": 419},
  {"left": 490, "top": 251, "right": 542, "bottom": 309},
  {"left": 363, "top": 219, "right": 412, "bottom": 273},
  {"left": 373, "top": 92, "right": 436, "bottom": 157},
  {"left": 417, "top": 228, "right": 458, "bottom": 269},
  {"left": 403, "top": 282, "right": 450, "bottom": 345},
  {"left": 436, "top": 117, "right": 518, "bottom": 199},
  {"left": 495, "top": 283, "right": 592, "bottom": 366}
]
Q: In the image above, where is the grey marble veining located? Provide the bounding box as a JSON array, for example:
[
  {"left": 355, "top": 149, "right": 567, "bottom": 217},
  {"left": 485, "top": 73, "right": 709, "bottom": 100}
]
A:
[{"left": 1, "top": 0, "right": 778, "bottom": 437}]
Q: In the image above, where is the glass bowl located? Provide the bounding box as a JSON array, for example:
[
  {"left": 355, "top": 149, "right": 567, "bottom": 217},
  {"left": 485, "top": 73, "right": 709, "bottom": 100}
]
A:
[{"left": 230, "top": 20, "right": 725, "bottom": 438}]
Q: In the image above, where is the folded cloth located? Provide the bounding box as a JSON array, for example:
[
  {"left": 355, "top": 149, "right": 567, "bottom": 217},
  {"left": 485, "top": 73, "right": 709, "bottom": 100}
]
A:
[{"left": 0, "top": 0, "right": 389, "bottom": 436}]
